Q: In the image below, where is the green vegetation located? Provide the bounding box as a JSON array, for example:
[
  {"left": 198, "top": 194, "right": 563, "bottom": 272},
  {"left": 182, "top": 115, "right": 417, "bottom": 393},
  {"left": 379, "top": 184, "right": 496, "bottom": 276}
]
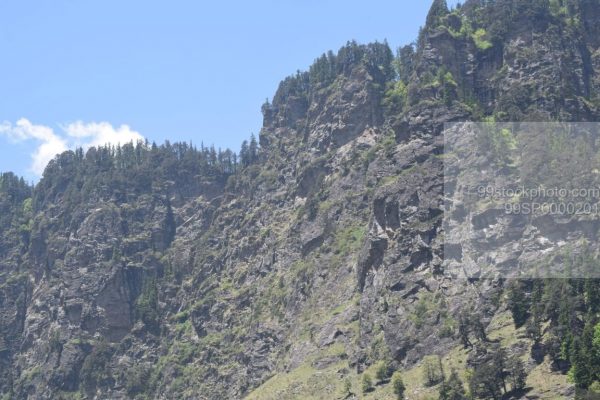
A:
[
  {"left": 0, "top": 172, "right": 33, "bottom": 255},
  {"left": 4, "top": 1, "right": 600, "bottom": 398},
  {"left": 393, "top": 44, "right": 414, "bottom": 83},
  {"left": 476, "top": 121, "right": 517, "bottom": 166},
  {"left": 48, "top": 330, "right": 62, "bottom": 353},
  {"left": 135, "top": 275, "right": 158, "bottom": 328},
  {"left": 342, "top": 377, "right": 353, "bottom": 397},
  {"left": 438, "top": 369, "right": 466, "bottom": 400},
  {"left": 439, "top": 317, "right": 457, "bottom": 338},
  {"left": 500, "top": 250, "right": 600, "bottom": 394},
  {"left": 375, "top": 359, "right": 393, "bottom": 383},
  {"left": 422, "top": 355, "right": 444, "bottom": 387},
  {"left": 124, "top": 364, "right": 152, "bottom": 398},
  {"left": 239, "top": 133, "right": 259, "bottom": 167},
  {"left": 425, "top": 0, "right": 449, "bottom": 30},
  {"left": 146, "top": 337, "right": 208, "bottom": 397},
  {"left": 245, "top": 360, "right": 347, "bottom": 400},
  {"left": 472, "top": 28, "right": 492, "bottom": 50},
  {"left": 391, "top": 372, "right": 406, "bottom": 399},
  {"left": 383, "top": 80, "right": 408, "bottom": 113},
  {"left": 409, "top": 292, "right": 441, "bottom": 329},
  {"left": 549, "top": 0, "right": 569, "bottom": 18},
  {"left": 362, "top": 373, "right": 374, "bottom": 394},
  {"left": 468, "top": 348, "right": 526, "bottom": 399},
  {"left": 80, "top": 341, "right": 113, "bottom": 393},
  {"left": 332, "top": 224, "right": 366, "bottom": 256},
  {"left": 439, "top": 69, "right": 458, "bottom": 104},
  {"left": 277, "top": 40, "right": 395, "bottom": 102},
  {"left": 35, "top": 140, "right": 238, "bottom": 213}
]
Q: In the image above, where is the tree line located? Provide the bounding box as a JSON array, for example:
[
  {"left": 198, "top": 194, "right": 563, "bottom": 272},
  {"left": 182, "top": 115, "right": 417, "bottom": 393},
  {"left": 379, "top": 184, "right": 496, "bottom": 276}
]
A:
[{"left": 33, "top": 133, "right": 260, "bottom": 213}]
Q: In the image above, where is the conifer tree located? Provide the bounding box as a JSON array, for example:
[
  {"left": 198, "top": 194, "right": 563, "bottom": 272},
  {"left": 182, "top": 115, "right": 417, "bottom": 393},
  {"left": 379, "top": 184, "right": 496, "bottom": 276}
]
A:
[
  {"left": 249, "top": 133, "right": 258, "bottom": 163},
  {"left": 507, "top": 280, "right": 530, "bottom": 327},
  {"left": 395, "top": 45, "right": 415, "bottom": 83},
  {"left": 439, "top": 369, "right": 467, "bottom": 400},
  {"left": 240, "top": 140, "right": 250, "bottom": 167},
  {"left": 425, "top": 0, "right": 449, "bottom": 29},
  {"left": 507, "top": 356, "right": 526, "bottom": 392}
]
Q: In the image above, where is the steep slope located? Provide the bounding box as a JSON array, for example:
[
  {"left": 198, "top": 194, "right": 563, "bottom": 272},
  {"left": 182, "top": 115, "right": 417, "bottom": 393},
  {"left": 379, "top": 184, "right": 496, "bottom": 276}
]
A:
[
  {"left": 2, "top": 1, "right": 600, "bottom": 399},
  {"left": 0, "top": 173, "right": 32, "bottom": 397}
]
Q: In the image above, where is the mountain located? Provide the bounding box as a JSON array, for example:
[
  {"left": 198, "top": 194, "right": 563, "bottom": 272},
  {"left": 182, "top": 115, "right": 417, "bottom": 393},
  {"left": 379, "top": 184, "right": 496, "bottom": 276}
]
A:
[{"left": 3, "top": 0, "right": 600, "bottom": 399}]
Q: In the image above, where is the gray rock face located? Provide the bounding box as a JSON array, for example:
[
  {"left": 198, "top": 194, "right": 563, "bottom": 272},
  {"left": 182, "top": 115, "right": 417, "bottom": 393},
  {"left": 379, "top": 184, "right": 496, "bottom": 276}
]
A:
[{"left": 2, "top": 1, "right": 600, "bottom": 399}]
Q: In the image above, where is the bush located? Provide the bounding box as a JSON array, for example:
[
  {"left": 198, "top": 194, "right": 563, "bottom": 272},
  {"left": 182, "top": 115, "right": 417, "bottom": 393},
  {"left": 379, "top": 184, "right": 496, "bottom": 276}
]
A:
[
  {"left": 80, "top": 341, "right": 113, "bottom": 391},
  {"left": 422, "top": 355, "right": 444, "bottom": 386},
  {"left": 341, "top": 377, "right": 352, "bottom": 396},
  {"left": 439, "top": 369, "right": 466, "bottom": 400},
  {"left": 382, "top": 81, "right": 407, "bottom": 113},
  {"left": 375, "top": 359, "right": 393, "bottom": 382},
  {"left": 135, "top": 276, "right": 158, "bottom": 329},
  {"left": 472, "top": 28, "right": 492, "bottom": 50},
  {"left": 392, "top": 372, "right": 406, "bottom": 399},
  {"left": 361, "top": 373, "right": 373, "bottom": 394},
  {"left": 125, "top": 364, "right": 152, "bottom": 396}
]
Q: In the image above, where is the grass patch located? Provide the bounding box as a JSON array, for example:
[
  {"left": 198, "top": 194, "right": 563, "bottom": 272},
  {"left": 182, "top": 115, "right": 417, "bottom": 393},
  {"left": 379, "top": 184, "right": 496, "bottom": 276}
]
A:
[
  {"left": 472, "top": 28, "right": 492, "bottom": 50},
  {"left": 245, "top": 361, "right": 345, "bottom": 400},
  {"left": 332, "top": 224, "right": 366, "bottom": 256}
]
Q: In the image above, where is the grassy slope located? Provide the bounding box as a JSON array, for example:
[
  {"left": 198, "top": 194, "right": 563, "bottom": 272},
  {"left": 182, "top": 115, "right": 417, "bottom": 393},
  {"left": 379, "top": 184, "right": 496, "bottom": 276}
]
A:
[{"left": 245, "top": 311, "right": 572, "bottom": 400}]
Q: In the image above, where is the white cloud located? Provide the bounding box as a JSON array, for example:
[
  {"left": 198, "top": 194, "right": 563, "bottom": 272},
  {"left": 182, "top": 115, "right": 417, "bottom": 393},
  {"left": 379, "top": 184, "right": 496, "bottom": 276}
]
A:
[
  {"left": 0, "top": 118, "right": 145, "bottom": 177},
  {"left": 63, "top": 121, "right": 144, "bottom": 149},
  {"left": 0, "top": 118, "right": 69, "bottom": 176}
]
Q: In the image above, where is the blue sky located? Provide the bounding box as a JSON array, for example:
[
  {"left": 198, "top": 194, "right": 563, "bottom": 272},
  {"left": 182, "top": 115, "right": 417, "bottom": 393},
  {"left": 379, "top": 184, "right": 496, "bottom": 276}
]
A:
[{"left": 0, "top": 1, "right": 451, "bottom": 182}]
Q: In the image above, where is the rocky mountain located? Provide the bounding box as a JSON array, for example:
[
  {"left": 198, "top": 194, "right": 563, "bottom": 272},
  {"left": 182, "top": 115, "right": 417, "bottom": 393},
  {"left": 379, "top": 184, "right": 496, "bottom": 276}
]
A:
[{"left": 3, "top": 0, "right": 600, "bottom": 399}]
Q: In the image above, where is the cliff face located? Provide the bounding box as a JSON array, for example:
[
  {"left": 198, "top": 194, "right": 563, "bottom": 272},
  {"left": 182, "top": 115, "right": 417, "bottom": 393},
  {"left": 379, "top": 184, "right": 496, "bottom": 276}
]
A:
[{"left": 3, "top": 1, "right": 600, "bottom": 399}]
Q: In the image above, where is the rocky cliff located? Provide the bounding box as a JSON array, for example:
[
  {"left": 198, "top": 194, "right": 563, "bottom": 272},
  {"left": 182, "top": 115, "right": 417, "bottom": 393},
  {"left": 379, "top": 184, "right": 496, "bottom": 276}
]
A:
[{"left": 3, "top": 1, "right": 600, "bottom": 399}]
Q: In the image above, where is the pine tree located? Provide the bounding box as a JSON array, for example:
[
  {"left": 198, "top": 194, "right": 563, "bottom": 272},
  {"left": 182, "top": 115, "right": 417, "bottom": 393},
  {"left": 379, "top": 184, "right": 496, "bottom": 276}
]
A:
[
  {"left": 425, "top": 0, "right": 449, "bottom": 29},
  {"left": 592, "top": 322, "right": 600, "bottom": 362},
  {"left": 240, "top": 140, "right": 250, "bottom": 167},
  {"left": 249, "top": 133, "right": 258, "bottom": 163},
  {"left": 395, "top": 45, "right": 415, "bottom": 83},
  {"left": 164, "top": 197, "right": 176, "bottom": 246},
  {"left": 209, "top": 145, "right": 217, "bottom": 166},
  {"left": 472, "top": 313, "right": 488, "bottom": 343},
  {"left": 507, "top": 280, "right": 530, "bottom": 327},
  {"left": 526, "top": 279, "right": 544, "bottom": 342},
  {"left": 458, "top": 312, "right": 472, "bottom": 348},
  {"left": 439, "top": 369, "right": 467, "bottom": 400},
  {"left": 570, "top": 338, "right": 593, "bottom": 389},
  {"left": 469, "top": 362, "right": 503, "bottom": 400},
  {"left": 585, "top": 279, "right": 600, "bottom": 314},
  {"left": 492, "top": 348, "right": 508, "bottom": 393},
  {"left": 507, "top": 356, "right": 526, "bottom": 392},
  {"left": 423, "top": 355, "right": 444, "bottom": 386}
]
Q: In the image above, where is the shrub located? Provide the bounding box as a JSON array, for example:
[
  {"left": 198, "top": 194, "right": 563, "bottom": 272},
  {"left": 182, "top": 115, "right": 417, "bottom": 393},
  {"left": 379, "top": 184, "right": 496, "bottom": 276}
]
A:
[
  {"left": 135, "top": 276, "right": 158, "bottom": 329},
  {"left": 422, "top": 355, "right": 444, "bottom": 386},
  {"left": 342, "top": 377, "right": 352, "bottom": 396},
  {"left": 125, "top": 364, "right": 152, "bottom": 396},
  {"left": 472, "top": 28, "right": 492, "bottom": 50},
  {"left": 439, "top": 369, "right": 466, "bottom": 400},
  {"left": 375, "top": 359, "right": 393, "bottom": 382},
  {"left": 361, "top": 373, "right": 373, "bottom": 394},
  {"left": 392, "top": 372, "right": 406, "bottom": 399},
  {"left": 80, "top": 341, "right": 113, "bottom": 391}
]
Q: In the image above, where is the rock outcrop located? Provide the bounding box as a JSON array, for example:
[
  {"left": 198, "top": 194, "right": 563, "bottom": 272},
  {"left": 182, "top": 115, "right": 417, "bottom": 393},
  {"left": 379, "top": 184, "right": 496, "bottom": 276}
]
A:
[{"left": 2, "top": 1, "right": 600, "bottom": 399}]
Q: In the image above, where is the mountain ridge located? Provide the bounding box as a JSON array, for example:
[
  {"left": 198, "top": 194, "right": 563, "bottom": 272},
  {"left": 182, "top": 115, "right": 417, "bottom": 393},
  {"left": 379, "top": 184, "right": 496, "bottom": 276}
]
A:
[{"left": 3, "top": 0, "right": 600, "bottom": 398}]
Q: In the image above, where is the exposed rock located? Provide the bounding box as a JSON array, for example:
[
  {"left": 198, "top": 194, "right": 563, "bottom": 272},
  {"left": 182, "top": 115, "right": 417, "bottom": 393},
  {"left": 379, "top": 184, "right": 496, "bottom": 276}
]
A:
[{"left": 3, "top": 1, "right": 600, "bottom": 398}]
